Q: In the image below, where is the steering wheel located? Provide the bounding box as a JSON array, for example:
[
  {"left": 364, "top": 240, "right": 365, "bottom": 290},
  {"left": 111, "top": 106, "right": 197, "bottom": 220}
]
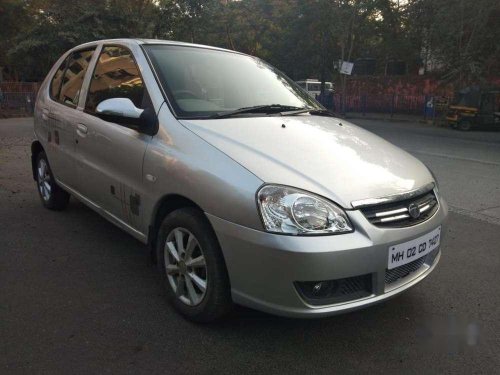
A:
[{"left": 173, "top": 90, "right": 198, "bottom": 100}]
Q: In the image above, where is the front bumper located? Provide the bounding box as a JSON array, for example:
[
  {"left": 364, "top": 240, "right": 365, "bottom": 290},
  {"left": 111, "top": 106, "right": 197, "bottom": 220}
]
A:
[{"left": 207, "top": 197, "right": 448, "bottom": 318}]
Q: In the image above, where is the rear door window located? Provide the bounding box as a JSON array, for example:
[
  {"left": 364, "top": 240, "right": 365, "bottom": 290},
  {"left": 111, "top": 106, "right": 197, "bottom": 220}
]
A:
[
  {"left": 58, "top": 49, "right": 96, "bottom": 107},
  {"left": 50, "top": 57, "right": 69, "bottom": 100}
]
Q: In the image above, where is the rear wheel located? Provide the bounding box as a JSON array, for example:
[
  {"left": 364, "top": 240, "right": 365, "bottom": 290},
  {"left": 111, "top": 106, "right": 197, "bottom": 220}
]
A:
[
  {"left": 458, "top": 119, "right": 472, "bottom": 131},
  {"left": 35, "top": 152, "right": 70, "bottom": 210},
  {"left": 156, "top": 208, "right": 232, "bottom": 322}
]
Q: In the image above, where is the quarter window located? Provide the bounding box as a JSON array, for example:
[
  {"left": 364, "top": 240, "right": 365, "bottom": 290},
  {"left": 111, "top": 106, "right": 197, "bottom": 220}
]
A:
[
  {"left": 85, "top": 46, "right": 149, "bottom": 113},
  {"left": 50, "top": 57, "right": 69, "bottom": 100},
  {"left": 58, "top": 49, "right": 96, "bottom": 107}
]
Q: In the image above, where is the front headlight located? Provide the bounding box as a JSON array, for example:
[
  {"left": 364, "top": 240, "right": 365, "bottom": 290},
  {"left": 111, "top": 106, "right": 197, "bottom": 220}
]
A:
[{"left": 257, "top": 185, "right": 353, "bottom": 235}]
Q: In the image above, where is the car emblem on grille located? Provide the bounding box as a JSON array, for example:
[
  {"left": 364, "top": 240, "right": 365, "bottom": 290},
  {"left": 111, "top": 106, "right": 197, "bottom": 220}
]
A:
[{"left": 408, "top": 203, "right": 421, "bottom": 219}]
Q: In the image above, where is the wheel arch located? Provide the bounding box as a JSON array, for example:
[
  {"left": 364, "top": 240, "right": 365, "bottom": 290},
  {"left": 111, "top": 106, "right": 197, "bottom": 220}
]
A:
[{"left": 149, "top": 194, "right": 208, "bottom": 262}]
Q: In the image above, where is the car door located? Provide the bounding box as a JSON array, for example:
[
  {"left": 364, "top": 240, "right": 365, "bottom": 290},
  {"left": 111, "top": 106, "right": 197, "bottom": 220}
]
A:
[
  {"left": 75, "top": 45, "right": 153, "bottom": 232},
  {"left": 45, "top": 48, "right": 96, "bottom": 189}
]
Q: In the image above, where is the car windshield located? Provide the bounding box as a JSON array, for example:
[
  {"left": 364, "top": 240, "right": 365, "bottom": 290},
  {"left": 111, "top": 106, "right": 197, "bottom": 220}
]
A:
[{"left": 143, "top": 44, "right": 322, "bottom": 119}]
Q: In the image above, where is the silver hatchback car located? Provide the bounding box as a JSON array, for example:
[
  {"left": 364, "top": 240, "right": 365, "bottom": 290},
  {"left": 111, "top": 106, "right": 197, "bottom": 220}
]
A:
[{"left": 32, "top": 39, "right": 447, "bottom": 322}]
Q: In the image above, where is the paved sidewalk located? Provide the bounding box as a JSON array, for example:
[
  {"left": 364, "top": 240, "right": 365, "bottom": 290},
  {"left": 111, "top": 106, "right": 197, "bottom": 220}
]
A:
[{"left": 341, "top": 112, "right": 437, "bottom": 124}]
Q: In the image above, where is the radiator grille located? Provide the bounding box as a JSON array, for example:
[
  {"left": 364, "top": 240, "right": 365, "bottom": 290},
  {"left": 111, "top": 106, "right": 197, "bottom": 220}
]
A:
[{"left": 361, "top": 190, "right": 438, "bottom": 228}]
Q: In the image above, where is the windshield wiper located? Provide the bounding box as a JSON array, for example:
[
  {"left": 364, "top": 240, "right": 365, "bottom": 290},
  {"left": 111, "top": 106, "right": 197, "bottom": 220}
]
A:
[
  {"left": 209, "top": 104, "right": 303, "bottom": 119},
  {"left": 280, "top": 108, "right": 336, "bottom": 117}
]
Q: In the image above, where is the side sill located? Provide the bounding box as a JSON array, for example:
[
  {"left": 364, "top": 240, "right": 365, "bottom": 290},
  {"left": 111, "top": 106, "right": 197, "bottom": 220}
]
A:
[{"left": 56, "top": 179, "right": 148, "bottom": 244}]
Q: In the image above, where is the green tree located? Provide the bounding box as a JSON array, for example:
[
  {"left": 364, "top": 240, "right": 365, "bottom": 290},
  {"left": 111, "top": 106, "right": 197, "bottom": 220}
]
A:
[
  {"left": 1, "top": 0, "right": 498, "bottom": 87},
  {"left": 422, "top": 0, "right": 499, "bottom": 85},
  {"left": 5, "top": 0, "right": 179, "bottom": 80}
]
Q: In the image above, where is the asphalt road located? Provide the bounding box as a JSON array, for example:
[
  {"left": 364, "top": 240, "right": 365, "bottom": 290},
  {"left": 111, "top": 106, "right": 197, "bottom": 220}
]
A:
[
  {"left": 1, "top": 118, "right": 499, "bottom": 374},
  {"left": 352, "top": 118, "right": 500, "bottom": 225}
]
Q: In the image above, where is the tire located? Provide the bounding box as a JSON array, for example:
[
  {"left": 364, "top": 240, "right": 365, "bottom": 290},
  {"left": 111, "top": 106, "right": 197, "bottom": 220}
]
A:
[
  {"left": 156, "top": 208, "right": 232, "bottom": 322},
  {"left": 458, "top": 119, "right": 472, "bottom": 131},
  {"left": 35, "top": 151, "right": 70, "bottom": 210}
]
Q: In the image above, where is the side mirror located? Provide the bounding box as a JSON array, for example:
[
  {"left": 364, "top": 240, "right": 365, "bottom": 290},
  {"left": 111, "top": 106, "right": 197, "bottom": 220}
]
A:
[
  {"left": 95, "top": 98, "right": 158, "bottom": 136},
  {"left": 96, "top": 98, "right": 144, "bottom": 118}
]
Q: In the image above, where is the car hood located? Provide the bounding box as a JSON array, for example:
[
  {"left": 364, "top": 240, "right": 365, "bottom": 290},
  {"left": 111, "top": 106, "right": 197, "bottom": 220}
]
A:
[{"left": 179, "top": 115, "right": 433, "bottom": 208}]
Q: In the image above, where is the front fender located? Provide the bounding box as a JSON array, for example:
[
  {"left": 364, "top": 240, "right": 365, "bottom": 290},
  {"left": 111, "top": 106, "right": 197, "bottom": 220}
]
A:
[{"left": 142, "top": 108, "right": 265, "bottom": 233}]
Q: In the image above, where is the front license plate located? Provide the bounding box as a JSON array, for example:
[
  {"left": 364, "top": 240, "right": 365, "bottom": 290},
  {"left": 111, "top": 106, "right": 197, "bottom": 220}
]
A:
[{"left": 388, "top": 226, "right": 441, "bottom": 270}]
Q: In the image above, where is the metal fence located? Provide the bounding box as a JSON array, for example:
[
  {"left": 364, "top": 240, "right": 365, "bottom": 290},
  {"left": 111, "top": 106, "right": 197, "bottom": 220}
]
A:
[
  {"left": 0, "top": 81, "right": 451, "bottom": 120},
  {"left": 318, "top": 94, "right": 452, "bottom": 119},
  {"left": 0, "top": 82, "right": 39, "bottom": 93},
  {"left": 0, "top": 81, "right": 39, "bottom": 117},
  {"left": 0, "top": 92, "right": 36, "bottom": 117},
  {"left": 333, "top": 94, "right": 425, "bottom": 115}
]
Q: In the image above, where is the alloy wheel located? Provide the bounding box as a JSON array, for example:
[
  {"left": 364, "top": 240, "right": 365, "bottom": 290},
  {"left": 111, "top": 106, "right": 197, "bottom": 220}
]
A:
[
  {"left": 164, "top": 228, "right": 208, "bottom": 306},
  {"left": 37, "top": 159, "right": 52, "bottom": 201}
]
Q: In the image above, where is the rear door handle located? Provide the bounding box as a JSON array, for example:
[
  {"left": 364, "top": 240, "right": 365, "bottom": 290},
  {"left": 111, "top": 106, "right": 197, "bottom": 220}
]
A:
[
  {"left": 76, "top": 123, "right": 88, "bottom": 135},
  {"left": 42, "top": 108, "right": 50, "bottom": 121}
]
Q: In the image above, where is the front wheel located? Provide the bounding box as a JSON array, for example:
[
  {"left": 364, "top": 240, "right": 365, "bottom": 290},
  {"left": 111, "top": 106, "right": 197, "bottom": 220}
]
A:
[
  {"left": 458, "top": 119, "right": 472, "bottom": 131},
  {"left": 35, "top": 151, "right": 70, "bottom": 210},
  {"left": 156, "top": 208, "right": 232, "bottom": 322}
]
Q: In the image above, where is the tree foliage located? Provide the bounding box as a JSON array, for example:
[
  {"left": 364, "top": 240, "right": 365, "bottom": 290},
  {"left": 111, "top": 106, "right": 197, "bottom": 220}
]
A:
[{"left": 0, "top": 0, "right": 498, "bottom": 85}]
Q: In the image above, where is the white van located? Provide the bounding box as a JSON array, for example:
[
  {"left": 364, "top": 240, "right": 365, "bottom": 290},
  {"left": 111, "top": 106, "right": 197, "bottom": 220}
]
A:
[{"left": 296, "top": 79, "right": 333, "bottom": 98}]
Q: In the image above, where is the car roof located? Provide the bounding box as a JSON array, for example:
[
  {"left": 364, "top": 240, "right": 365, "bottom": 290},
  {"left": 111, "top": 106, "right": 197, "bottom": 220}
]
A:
[{"left": 70, "top": 38, "right": 241, "bottom": 55}]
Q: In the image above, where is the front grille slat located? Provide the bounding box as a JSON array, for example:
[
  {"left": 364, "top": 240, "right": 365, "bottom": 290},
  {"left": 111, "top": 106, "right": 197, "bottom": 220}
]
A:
[
  {"left": 373, "top": 213, "right": 410, "bottom": 224},
  {"left": 360, "top": 189, "right": 439, "bottom": 228},
  {"left": 385, "top": 257, "right": 427, "bottom": 284},
  {"left": 385, "top": 248, "right": 439, "bottom": 285},
  {"left": 368, "top": 207, "right": 408, "bottom": 218}
]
